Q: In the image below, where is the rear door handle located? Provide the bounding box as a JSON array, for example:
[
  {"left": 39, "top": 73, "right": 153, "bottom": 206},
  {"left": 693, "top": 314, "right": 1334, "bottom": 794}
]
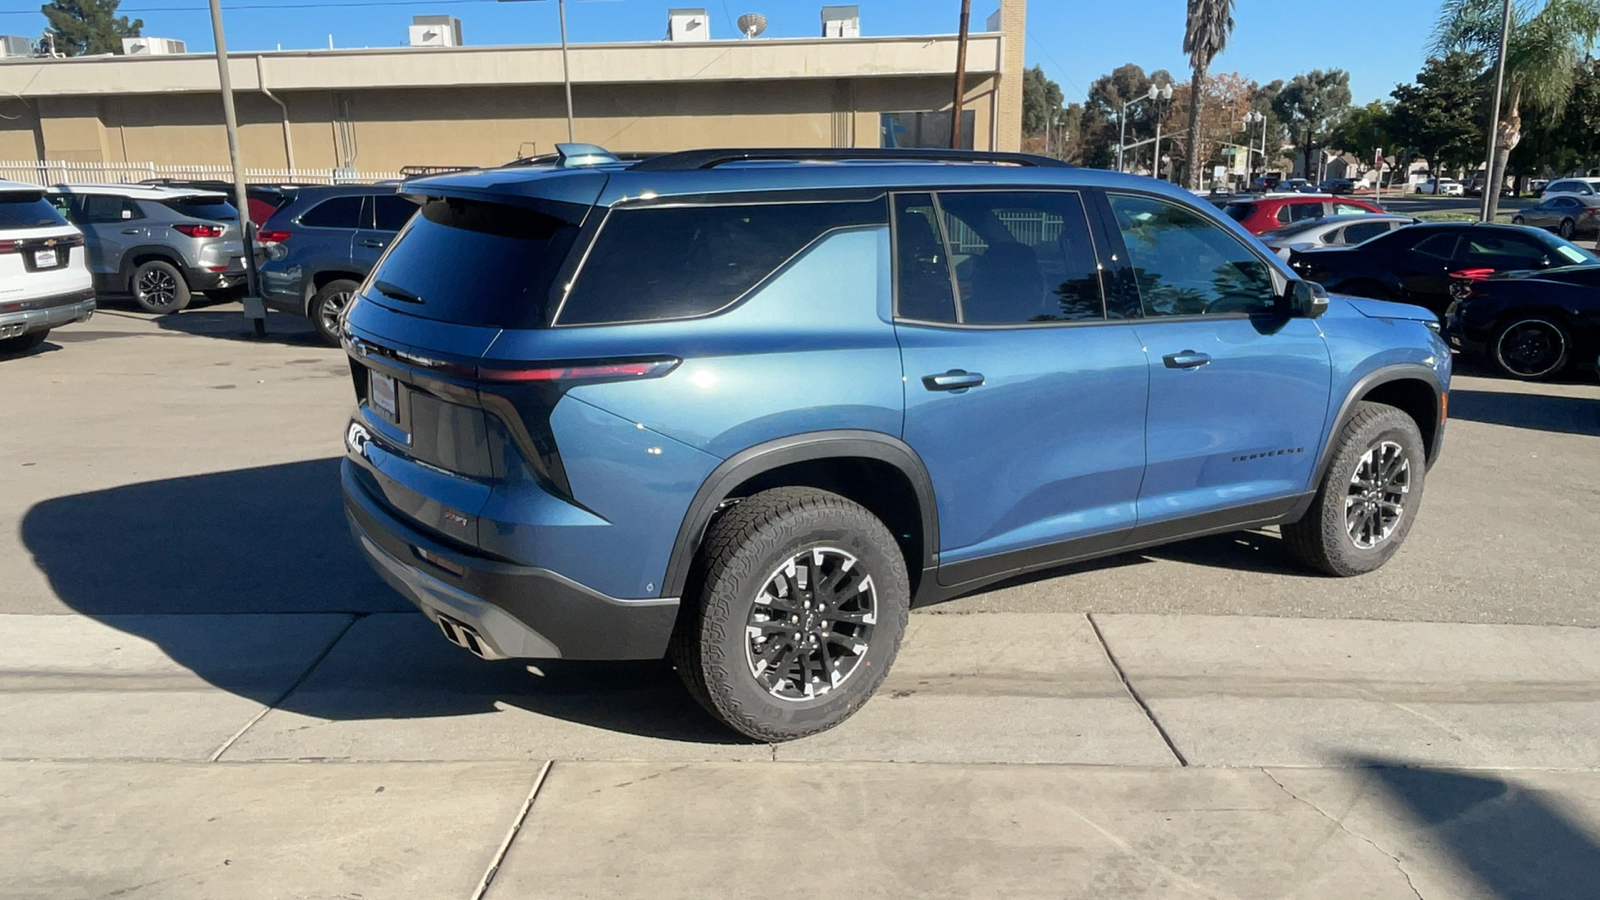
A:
[
  {"left": 1162, "top": 350, "right": 1212, "bottom": 369},
  {"left": 922, "top": 369, "right": 985, "bottom": 392},
  {"left": 120, "top": 229, "right": 141, "bottom": 235},
  {"left": 358, "top": 240, "right": 387, "bottom": 249}
]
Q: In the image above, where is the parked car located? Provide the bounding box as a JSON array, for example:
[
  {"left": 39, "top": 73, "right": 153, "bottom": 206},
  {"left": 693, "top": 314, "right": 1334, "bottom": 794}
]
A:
[
  {"left": 1258, "top": 214, "right": 1419, "bottom": 259},
  {"left": 257, "top": 184, "right": 418, "bottom": 344},
  {"left": 339, "top": 145, "right": 1450, "bottom": 741},
  {"left": 1444, "top": 265, "right": 1600, "bottom": 380},
  {"left": 1510, "top": 195, "right": 1600, "bottom": 239},
  {"left": 1416, "top": 178, "right": 1464, "bottom": 196},
  {"left": 139, "top": 179, "right": 299, "bottom": 226},
  {"left": 0, "top": 180, "right": 94, "bottom": 354},
  {"left": 1222, "top": 195, "right": 1385, "bottom": 235},
  {"left": 1289, "top": 222, "right": 1598, "bottom": 316},
  {"left": 46, "top": 184, "right": 250, "bottom": 313},
  {"left": 1464, "top": 177, "right": 1513, "bottom": 198},
  {"left": 1249, "top": 173, "right": 1283, "bottom": 192},
  {"left": 1278, "top": 178, "right": 1317, "bottom": 193},
  {"left": 1538, "top": 177, "right": 1600, "bottom": 200},
  {"left": 1318, "top": 178, "right": 1358, "bottom": 195},
  {"left": 1530, "top": 178, "right": 1551, "bottom": 197}
]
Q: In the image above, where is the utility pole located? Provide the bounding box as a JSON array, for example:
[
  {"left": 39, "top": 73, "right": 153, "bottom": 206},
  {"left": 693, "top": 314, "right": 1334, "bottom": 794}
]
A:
[
  {"left": 208, "top": 0, "right": 264, "bottom": 336},
  {"left": 1480, "top": 0, "right": 1513, "bottom": 221},
  {"left": 950, "top": 0, "right": 971, "bottom": 150}
]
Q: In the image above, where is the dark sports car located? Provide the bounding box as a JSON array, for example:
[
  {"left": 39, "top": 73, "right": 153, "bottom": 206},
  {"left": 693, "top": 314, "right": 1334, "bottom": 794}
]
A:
[{"left": 1444, "top": 265, "right": 1600, "bottom": 380}]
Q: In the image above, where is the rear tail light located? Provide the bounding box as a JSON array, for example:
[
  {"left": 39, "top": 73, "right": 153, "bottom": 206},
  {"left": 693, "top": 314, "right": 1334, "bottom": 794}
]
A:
[
  {"left": 1584, "top": 209, "right": 1600, "bottom": 217},
  {"left": 257, "top": 229, "right": 292, "bottom": 244},
  {"left": 173, "top": 223, "right": 225, "bottom": 238},
  {"left": 474, "top": 358, "right": 680, "bottom": 383},
  {"left": 1447, "top": 268, "right": 1496, "bottom": 282},
  {"left": 0, "top": 240, "right": 17, "bottom": 254}
]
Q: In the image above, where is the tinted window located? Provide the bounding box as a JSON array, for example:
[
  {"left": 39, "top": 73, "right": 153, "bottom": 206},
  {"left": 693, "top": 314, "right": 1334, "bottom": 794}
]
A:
[
  {"left": 893, "top": 193, "right": 956, "bottom": 323},
  {"left": 80, "top": 195, "right": 142, "bottom": 223},
  {"left": 561, "top": 199, "right": 886, "bottom": 326},
  {"left": 160, "top": 197, "right": 238, "bottom": 221},
  {"left": 1410, "top": 233, "right": 1459, "bottom": 260},
  {"left": 372, "top": 195, "right": 417, "bottom": 232},
  {"left": 1342, "top": 221, "right": 1392, "bottom": 244},
  {"left": 363, "top": 197, "right": 581, "bottom": 329},
  {"left": 1461, "top": 233, "right": 1551, "bottom": 268},
  {"left": 1333, "top": 203, "right": 1369, "bottom": 215},
  {"left": 937, "top": 190, "right": 1104, "bottom": 324},
  {"left": 1222, "top": 202, "right": 1253, "bottom": 222},
  {"left": 1287, "top": 202, "right": 1325, "bottom": 222},
  {"left": 1553, "top": 197, "right": 1580, "bottom": 209},
  {"left": 300, "top": 196, "right": 365, "bottom": 229},
  {"left": 1108, "top": 193, "right": 1277, "bottom": 316},
  {"left": 0, "top": 192, "right": 69, "bottom": 230}
]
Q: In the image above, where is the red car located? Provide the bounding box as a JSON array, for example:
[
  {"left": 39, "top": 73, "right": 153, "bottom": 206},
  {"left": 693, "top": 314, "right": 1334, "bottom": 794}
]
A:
[{"left": 1223, "top": 195, "right": 1385, "bottom": 235}]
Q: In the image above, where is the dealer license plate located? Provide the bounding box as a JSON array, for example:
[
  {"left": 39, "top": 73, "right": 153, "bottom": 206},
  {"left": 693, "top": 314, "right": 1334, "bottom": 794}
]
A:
[
  {"left": 370, "top": 370, "right": 399, "bottom": 423},
  {"left": 33, "top": 249, "right": 57, "bottom": 268}
]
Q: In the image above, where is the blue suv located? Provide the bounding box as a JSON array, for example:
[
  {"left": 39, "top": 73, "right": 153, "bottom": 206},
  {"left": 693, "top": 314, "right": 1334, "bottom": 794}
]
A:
[{"left": 340, "top": 146, "right": 1450, "bottom": 741}]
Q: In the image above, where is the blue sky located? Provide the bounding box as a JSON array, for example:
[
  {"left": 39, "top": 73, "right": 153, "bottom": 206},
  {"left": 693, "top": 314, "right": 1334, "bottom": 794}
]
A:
[{"left": 0, "top": 0, "right": 1429, "bottom": 104}]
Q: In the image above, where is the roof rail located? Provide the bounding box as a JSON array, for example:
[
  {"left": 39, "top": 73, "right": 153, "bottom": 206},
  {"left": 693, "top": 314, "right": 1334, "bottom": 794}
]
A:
[{"left": 631, "top": 148, "right": 1071, "bottom": 171}]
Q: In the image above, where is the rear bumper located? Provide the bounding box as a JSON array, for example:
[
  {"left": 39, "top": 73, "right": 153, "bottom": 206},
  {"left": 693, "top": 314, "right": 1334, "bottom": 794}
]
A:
[
  {"left": 342, "top": 458, "right": 679, "bottom": 661},
  {"left": 184, "top": 265, "right": 247, "bottom": 292},
  {"left": 0, "top": 290, "right": 95, "bottom": 338}
]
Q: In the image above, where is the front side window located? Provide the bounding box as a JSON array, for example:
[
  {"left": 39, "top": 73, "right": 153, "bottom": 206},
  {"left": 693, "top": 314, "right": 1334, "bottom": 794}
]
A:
[
  {"left": 936, "top": 191, "right": 1105, "bottom": 324},
  {"left": 560, "top": 198, "right": 887, "bottom": 326},
  {"left": 300, "top": 196, "right": 365, "bottom": 229},
  {"left": 1460, "top": 234, "right": 1551, "bottom": 268},
  {"left": 1107, "top": 193, "right": 1277, "bottom": 317},
  {"left": 1333, "top": 203, "right": 1369, "bottom": 215}
]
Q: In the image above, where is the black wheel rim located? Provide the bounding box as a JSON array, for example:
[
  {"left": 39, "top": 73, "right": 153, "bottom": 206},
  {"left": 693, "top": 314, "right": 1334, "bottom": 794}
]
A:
[
  {"left": 1497, "top": 320, "right": 1565, "bottom": 377},
  {"left": 1560, "top": 219, "right": 1575, "bottom": 238},
  {"left": 136, "top": 269, "right": 178, "bottom": 309},
  {"left": 319, "top": 291, "right": 353, "bottom": 337},
  {"left": 745, "top": 547, "right": 877, "bottom": 702},
  {"left": 1345, "top": 440, "right": 1410, "bottom": 550}
]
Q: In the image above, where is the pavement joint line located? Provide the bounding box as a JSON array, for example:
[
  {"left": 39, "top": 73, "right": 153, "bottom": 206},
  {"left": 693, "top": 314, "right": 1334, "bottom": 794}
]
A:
[
  {"left": 1086, "top": 612, "right": 1188, "bottom": 767},
  {"left": 472, "top": 758, "right": 554, "bottom": 900},
  {"left": 1261, "top": 768, "right": 1424, "bottom": 900},
  {"left": 205, "top": 614, "right": 363, "bottom": 763}
]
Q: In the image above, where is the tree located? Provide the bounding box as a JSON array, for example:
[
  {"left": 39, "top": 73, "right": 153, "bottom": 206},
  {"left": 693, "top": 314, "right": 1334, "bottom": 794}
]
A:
[
  {"left": 1435, "top": 0, "right": 1600, "bottom": 219},
  {"left": 1328, "top": 100, "right": 1393, "bottom": 164},
  {"left": 1272, "top": 69, "right": 1353, "bottom": 180},
  {"left": 1022, "top": 65, "right": 1066, "bottom": 137},
  {"left": 1076, "top": 63, "right": 1175, "bottom": 170},
  {"left": 1388, "top": 52, "right": 1485, "bottom": 189},
  {"left": 41, "top": 0, "right": 141, "bottom": 57},
  {"left": 1182, "top": 0, "right": 1236, "bottom": 189}
]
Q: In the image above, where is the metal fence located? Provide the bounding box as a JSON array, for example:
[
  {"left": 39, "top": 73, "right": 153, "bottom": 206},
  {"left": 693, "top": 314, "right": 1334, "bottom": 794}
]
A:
[
  {"left": 944, "top": 211, "right": 1063, "bottom": 255},
  {"left": 0, "top": 160, "right": 403, "bottom": 186}
]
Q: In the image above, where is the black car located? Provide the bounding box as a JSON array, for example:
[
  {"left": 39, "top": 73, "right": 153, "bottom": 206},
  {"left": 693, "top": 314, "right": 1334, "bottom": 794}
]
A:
[
  {"left": 1318, "top": 178, "right": 1357, "bottom": 195},
  {"left": 1289, "top": 222, "right": 1599, "bottom": 316},
  {"left": 1444, "top": 266, "right": 1600, "bottom": 380}
]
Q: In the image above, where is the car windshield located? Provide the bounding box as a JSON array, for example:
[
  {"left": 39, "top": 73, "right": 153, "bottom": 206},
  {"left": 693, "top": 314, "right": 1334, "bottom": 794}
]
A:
[
  {"left": 160, "top": 197, "right": 239, "bottom": 221},
  {"left": 1222, "top": 203, "right": 1253, "bottom": 221},
  {"left": 0, "top": 191, "right": 70, "bottom": 230}
]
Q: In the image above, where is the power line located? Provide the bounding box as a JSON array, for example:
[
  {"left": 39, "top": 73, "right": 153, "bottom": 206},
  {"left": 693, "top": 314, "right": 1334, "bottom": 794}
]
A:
[{"left": 1024, "top": 26, "right": 1089, "bottom": 102}]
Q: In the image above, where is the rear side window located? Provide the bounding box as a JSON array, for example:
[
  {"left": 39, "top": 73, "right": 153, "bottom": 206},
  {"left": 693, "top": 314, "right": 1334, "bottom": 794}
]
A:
[
  {"left": 1222, "top": 202, "right": 1253, "bottom": 221},
  {"left": 1287, "top": 202, "right": 1325, "bottom": 223},
  {"left": 372, "top": 195, "right": 417, "bottom": 232},
  {"left": 1341, "top": 221, "right": 1392, "bottom": 244},
  {"left": 80, "top": 195, "right": 142, "bottom": 223},
  {"left": 300, "top": 196, "right": 365, "bottom": 229},
  {"left": 559, "top": 199, "right": 887, "bottom": 326},
  {"left": 363, "top": 197, "right": 582, "bottom": 329},
  {"left": 161, "top": 197, "right": 238, "bottom": 221},
  {"left": 936, "top": 190, "right": 1105, "bottom": 323},
  {"left": 1333, "top": 203, "right": 1370, "bottom": 215},
  {"left": 1410, "top": 233, "right": 1459, "bottom": 260},
  {"left": 0, "top": 192, "right": 68, "bottom": 230}
]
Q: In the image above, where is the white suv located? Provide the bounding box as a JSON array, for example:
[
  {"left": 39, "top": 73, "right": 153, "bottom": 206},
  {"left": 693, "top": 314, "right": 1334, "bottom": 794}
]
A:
[{"left": 0, "top": 180, "right": 94, "bottom": 355}]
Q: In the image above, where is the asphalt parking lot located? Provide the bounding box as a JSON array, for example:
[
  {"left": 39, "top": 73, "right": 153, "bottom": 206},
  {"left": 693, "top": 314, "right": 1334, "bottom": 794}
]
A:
[{"left": 4, "top": 305, "right": 1600, "bottom": 899}]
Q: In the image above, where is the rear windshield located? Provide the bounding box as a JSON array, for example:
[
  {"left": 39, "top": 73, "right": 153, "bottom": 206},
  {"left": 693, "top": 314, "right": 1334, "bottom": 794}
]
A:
[
  {"left": 361, "top": 197, "right": 582, "bottom": 329},
  {"left": 0, "top": 192, "right": 69, "bottom": 230},
  {"left": 161, "top": 197, "right": 239, "bottom": 221},
  {"left": 1222, "top": 203, "right": 1254, "bottom": 222}
]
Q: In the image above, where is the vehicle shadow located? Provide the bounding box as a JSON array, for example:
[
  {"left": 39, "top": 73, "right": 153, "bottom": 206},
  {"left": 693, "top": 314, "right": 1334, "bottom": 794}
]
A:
[
  {"left": 20, "top": 457, "right": 743, "bottom": 744},
  {"left": 154, "top": 307, "right": 332, "bottom": 347},
  {"left": 0, "top": 339, "right": 62, "bottom": 361},
  {"left": 1448, "top": 389, "right": 1600, "bottom": 437},
  {"left": 1344, "top": 754, "right": 1600, "bottom": 899}
]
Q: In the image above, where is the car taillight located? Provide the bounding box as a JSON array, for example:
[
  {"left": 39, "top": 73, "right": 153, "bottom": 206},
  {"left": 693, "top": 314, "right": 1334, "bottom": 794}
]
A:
[
  {"left": 474, "top": 359, "right": 680, "bottom": 383},
  {"left": 1447, "top": 268, "right": 1496, "bottom": 282},
  {"left": 0, "top": 240, "right": 17, "bottom": 254},
  {"left": 173, "top": 223, "right": 225, "bottom": 238},
  {"left": 1584, "top": 209, "right": 1600, "bottom": 217},
  {"left": 257, "top": 229, "right": 292, "bottom": 244}
]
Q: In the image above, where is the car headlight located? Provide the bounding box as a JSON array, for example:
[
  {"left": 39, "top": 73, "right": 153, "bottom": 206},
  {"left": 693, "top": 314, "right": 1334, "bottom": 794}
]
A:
[{"left": 1425, "top": 319, "right": 1441, "bottom": 334}]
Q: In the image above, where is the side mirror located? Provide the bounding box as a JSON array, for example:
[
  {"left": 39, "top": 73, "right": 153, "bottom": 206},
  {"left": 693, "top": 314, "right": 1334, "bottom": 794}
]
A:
[{"left": 1285, "top": 280, "right": 1329, "bottom": 319}]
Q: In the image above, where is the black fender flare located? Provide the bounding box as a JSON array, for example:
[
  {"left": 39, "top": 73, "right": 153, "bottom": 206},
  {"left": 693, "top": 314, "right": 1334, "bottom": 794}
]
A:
[
  {"left": 660, "top": 430, "right": 940, "bottom": 599},
  {"left": 118, "top": 247, "right": 187, "bottom": 291},
  {"left": 1292, "top": 363, "right": 1444, "bottom": 521}
]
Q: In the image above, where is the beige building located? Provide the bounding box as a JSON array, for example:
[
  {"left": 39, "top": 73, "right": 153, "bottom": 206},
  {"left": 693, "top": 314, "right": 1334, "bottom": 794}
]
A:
[{"left": 0, "top": 2, "right": 1026, "bottom": 178}]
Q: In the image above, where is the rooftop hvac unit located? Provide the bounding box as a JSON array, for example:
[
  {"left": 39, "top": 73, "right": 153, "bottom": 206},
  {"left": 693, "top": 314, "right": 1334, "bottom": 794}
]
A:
[
  {"left": 821, "top": 5, "right": 860, "bottom": 37},
  {"left": 408, "top": 15, "right": 463, "bottom": 48},
  {"left": 0, "top": 35, "right": 33, "bottom": 58},
  {"left": 121, "top": 37, "right": 187, "bottom": 55},
  {"left": 666, "top": 8, "right": 709, "bottom": 42}
]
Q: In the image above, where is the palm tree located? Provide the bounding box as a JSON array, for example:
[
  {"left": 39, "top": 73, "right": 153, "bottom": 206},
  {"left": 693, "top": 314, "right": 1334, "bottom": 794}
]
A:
[
  {"left": 1183, "top": 0, "right": 1235, "bottom": 190},
  {"left": 1435, "top": 0, "right": 1600, "bottom": 219}
]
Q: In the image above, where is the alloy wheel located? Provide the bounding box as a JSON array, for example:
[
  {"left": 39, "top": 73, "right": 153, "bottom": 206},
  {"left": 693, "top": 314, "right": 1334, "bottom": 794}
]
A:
[
  {"left": 1345, "top": 440, "right": 1410, "bottom": 550},
  {"left": 1496, "top": 319, "right": 1566, "bottom": 378},
  {"left": 137, "top": 269, "right": 178, "bottom": 309},
  {"left": 745, "top": 547, "right": 877, "bottom": 701},
  {"left": 319, "top": 290, "right": 353, "bottom": 337},
  {"left": 1559, "top": 218, "right": 1576, "bottom": 238}
]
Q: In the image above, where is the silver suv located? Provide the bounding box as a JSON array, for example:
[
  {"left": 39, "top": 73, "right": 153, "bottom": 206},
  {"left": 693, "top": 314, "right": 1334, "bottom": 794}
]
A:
[{"left": 49, "top": 184, "right": 249, "bottom": 313}]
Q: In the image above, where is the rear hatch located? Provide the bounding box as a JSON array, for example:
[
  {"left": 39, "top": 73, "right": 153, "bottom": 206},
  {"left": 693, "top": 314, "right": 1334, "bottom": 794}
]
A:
[
  {"left": 0, "top": 189, "right": 87, "bottom": 304},
  {"left": 341, "top": 170, "right": 609, "bottom": 551}
]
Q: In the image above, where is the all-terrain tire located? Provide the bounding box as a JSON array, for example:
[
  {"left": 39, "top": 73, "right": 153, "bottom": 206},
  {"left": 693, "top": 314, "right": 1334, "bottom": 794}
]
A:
[
  {"left": 669, "top": 487, "right": 910, "bottom": 742},
  {"left": 1282, "top": 401, "right": 1427, "bottom": 577}
]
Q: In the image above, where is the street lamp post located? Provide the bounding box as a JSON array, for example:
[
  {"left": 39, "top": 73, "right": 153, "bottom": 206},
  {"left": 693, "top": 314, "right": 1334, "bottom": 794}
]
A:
[
  {"left": 1243, "top": 111, "right": 1268, "bottom": 184},
  {"left": 1117, "top": 82, "right": 1172, "bottom": 173}
]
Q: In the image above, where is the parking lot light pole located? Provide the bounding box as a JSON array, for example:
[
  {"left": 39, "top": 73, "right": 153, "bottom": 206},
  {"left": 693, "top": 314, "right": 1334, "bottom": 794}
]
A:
[
  {"left": 1118, "top": 83, "right": 1171, "bottom": 174},
  {"left": 208, "top": 0, "right": 265, "bottom": 336}
]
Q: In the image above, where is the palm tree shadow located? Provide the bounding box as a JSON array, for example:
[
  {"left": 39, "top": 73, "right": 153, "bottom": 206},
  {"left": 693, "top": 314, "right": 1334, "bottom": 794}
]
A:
[{"left": 19, "top": 458, "right": 747, "bottom": 744}]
